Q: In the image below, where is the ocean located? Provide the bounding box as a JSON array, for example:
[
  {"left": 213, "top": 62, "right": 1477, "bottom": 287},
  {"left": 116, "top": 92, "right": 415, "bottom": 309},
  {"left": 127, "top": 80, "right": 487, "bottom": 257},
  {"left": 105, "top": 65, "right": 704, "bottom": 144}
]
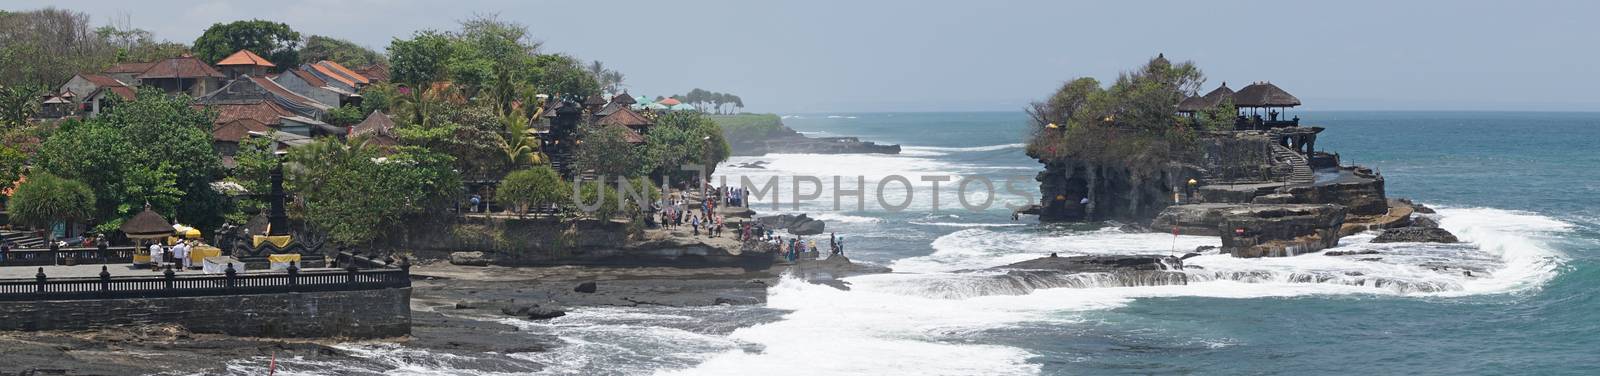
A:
[{"left": 253, "top": 111, "right": 1600, "bottom": 375}]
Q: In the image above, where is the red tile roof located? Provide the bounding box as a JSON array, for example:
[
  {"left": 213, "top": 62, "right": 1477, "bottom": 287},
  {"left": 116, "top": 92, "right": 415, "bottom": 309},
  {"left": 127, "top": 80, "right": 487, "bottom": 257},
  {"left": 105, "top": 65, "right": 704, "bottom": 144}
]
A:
[
  {"left": 216, "top": 49, "right": 275, "bottom": 67},
  {"left": 597, "top": 107, "right": 654, "bottom": 128},
  {"left": 138, "top": 55, "right": 224, "bottom": 79},
  {"left": 287, "top": 69, "right": 328, "bottom": 87},
  {"left": 105, "top": 62, "right": 156, "bottom": 74},
  {"left": 247, "top": 76, "right": 326, "bottom": 109},
  {"left": 308, "top": 62, "right": 357, "bottom": 87},
  {"left": 79, "top": 74, "right": 128, "bottom": 88},
  {"left": 92, "top": 86, "right": 137, "bottom": 101},
  {"left": 317, "top": 60, "right": 369, "bottom": 85},
  {"left": 206, "top": 100, "right": 295, "bottom": 127},
  {"left": 355, "top": 63, "right": 389, "bottom": 82},
  {"left": 212, "top": 118, "right": 273, "bottom": 142}
]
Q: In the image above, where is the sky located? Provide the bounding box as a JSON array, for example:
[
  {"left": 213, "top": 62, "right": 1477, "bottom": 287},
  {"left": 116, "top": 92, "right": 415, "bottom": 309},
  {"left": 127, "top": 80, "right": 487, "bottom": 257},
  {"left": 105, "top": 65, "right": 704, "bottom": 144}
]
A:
[{"left": 15, "top": 0, "right": 1600, "bottom": 113}]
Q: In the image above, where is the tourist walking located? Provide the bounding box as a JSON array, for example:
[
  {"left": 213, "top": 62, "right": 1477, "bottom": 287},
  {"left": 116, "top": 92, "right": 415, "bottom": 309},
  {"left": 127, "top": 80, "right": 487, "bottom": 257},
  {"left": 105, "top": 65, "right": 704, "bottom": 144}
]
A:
[{"left": 691, "top": 216, "right": 702, "bottom": 236}]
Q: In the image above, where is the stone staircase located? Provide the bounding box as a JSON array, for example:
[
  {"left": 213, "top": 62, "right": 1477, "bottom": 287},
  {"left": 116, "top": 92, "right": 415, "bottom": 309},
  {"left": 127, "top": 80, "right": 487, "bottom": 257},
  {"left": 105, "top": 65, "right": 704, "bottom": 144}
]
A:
[
  {"left": 0, "top": 229, "right": 50, "bottom": 249},
  {"left": 1270, "top": 144, "right": 1315, "bottom": 185}
]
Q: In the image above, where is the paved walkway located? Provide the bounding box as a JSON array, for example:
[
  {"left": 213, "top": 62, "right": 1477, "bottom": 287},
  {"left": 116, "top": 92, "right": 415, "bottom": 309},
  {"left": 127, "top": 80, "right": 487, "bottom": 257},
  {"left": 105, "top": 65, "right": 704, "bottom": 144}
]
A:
[{"left": 0, "top": 263, "right": 337, "bottom": 280}]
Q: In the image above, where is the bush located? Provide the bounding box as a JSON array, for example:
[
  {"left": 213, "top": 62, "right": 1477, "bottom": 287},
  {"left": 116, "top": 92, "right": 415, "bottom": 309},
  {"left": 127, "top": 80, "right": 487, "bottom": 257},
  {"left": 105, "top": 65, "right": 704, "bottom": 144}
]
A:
[
  {"left": 498, "top": 166, "right": 567, "bottom": 217},
  {"left": 7, "top": 173, "right": 95, "bottom": 229}
]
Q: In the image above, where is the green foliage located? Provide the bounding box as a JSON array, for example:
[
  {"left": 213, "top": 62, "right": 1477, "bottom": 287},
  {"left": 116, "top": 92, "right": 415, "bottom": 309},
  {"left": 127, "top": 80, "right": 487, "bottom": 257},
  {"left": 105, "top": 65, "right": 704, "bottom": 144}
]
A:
[
  {"left": 192, "top": 19, "right": 301, "bottom": 69},
  {"left": 497, "top": 166, "right": 567, "bottom": 217},
  {"left": 34, "top": 88, "right": 227, "bottom": 233},
  {"left": 287, "top": 140, "right": 461, "bottom": 247},
  {"left": 530, "top": 54, "right": 600, "bottom": 99},
  {"left": 672, "top": 88, "right": 745, "bottom": 114},
  {"left": 573, "top": 179, "right": 622, "bottom": 221},
  {"left": 1195, "top": 98, "right": 1237, "bottom": 132},
  {"left": 0, "top": 145, "right": 24, "bottom": 190},
  {"left": 327, "top": 104, "right": 366, "bottom": 127},
  {"left": 359, "top": 83, "right": 400, "bottom": 115},
  {"left": 574, "top": 124, "right": 648, "bottom": 179},
  {"left": 643, "top": 111, "right": 731, "bottom": 182},
  {"left": 394, "top": 104, "right": 509, "bottom": 180},
  {"left": 6, "top": 172, "right": 94, "bottom": 229},
  {"left": 387, "top": 30, "right": 453, "bottom": 87},
  {"left": 0, "top": 84, "right": 42, "bottom": 128},
  {"left": 500, "top": 110, "right": 546, "bottom": 168},
  {"left": 225, "top": 136, "right": 278, "bottom": 223},
  {"left": 96, "top": 24, "right": 189, "bottom": 63},
  {"left": 1025, "top": 55, "right": 1207, "bottom": 176},
  {"left": 299, "top": 35, "right": 385, "bottom": 68},
  {"left": 585, "top": 60, "right": 625, "bottom": 94}
]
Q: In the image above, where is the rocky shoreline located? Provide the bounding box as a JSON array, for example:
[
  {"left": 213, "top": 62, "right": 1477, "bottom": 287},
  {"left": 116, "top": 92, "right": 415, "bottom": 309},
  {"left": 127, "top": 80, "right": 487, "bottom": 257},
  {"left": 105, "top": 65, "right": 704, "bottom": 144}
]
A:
[{"left": 728, "top": 124, "right": 900, "bottom": 156}]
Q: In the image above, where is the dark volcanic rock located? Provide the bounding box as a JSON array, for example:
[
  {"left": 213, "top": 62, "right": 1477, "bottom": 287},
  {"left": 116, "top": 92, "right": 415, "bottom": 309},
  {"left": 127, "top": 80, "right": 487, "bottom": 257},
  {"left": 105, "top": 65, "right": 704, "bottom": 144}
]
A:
[
  {"left": 1324, "top": 250, "right": 1380, "bottom": 257},
  {"left": 757, "top": 214, "right": 826, "bottom": 235},
  {"left": 1156, "top": 203, "right": 1347, "bottom": 257},
  {"left": 1372, "top": 227, "right": 1459, "bottom": 244},
  {"left": 1411, "top": 216, "right": 1440, "bottom": 229},
  {"left": 449, "top": 251, "right": 493, "bottom": 266},
  {"left": 501, "top": 304, "right": 566, "bottom": 320},
  {"left": 574, "top": 281, "right": 597, "bottom": 293}
]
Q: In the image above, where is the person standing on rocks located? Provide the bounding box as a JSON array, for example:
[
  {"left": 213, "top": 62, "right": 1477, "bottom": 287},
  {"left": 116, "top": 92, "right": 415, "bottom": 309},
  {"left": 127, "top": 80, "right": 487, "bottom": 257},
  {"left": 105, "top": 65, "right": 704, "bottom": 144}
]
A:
[{"left": 691, "top": 216, "right": 702, "bottom": 237}]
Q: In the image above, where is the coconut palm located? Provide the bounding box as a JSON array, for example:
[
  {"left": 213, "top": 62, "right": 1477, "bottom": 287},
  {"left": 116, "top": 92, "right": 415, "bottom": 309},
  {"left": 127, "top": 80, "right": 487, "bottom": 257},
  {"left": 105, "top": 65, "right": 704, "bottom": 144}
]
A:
[{"left": 500, "top": 109, "right": 546, "bottom": 167}]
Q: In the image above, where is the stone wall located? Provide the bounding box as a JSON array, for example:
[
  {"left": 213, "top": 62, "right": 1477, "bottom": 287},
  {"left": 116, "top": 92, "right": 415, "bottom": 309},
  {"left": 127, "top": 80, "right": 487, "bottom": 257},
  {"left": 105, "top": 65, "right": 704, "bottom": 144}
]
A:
[{"left": 0, "top": 288, "right": 410, "bottom": 338}]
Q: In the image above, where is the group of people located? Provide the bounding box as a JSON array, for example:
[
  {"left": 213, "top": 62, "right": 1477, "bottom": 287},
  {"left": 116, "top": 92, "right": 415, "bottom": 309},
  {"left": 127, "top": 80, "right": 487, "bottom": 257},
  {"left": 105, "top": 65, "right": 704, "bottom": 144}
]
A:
[
  {"left": 713, "top": 186, "right": 750, "bottom": 207},
  {"left": 658, "top": 195, "right": 727, "bottom": 238},
  {"left": 148, "top": 240, "right": 202, "bottom": 271},
  {"left": 771, "top": 232, "right": 846, "bottom": 262}
]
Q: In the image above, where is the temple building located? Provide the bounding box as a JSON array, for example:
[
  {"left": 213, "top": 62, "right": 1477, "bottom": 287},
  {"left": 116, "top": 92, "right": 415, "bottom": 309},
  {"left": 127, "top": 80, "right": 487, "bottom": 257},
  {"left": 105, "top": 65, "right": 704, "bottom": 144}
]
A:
[{"left": 1178, "top": 81, "right": 1303, "bottom": 131}]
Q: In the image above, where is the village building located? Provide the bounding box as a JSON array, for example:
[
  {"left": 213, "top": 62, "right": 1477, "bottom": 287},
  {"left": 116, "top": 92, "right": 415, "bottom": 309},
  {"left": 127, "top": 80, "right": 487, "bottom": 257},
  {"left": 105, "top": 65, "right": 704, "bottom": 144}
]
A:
[
  {"left": 274, "top": 68, "right": 356, "bottom": 108},
  {"left": 215, "top": 49, "right": 275, "bottom": 79},
  {"left": 302, "top": 60, "right": 369, "bottom": 92},
  {"left": 349, "top": 111, "right": 399, "bottom": 147},
  {"left": 57, "top": 74, "right": 134, "bottom": 116},
  {"left": 136, "top": 54, "right": 224, "bottom": 96},
  {"left": 102, "top": 61, "right": 155, "bottom": 85}
]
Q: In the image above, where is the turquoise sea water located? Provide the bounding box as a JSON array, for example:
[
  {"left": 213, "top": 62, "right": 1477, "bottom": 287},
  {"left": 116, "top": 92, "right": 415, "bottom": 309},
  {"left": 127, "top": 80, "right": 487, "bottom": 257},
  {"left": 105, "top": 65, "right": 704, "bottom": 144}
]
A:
[
  {"left": 695, "top": 111, "right": 1600, "bottom": 375},
  {"left": 247, "top": 111, "right": 1599, "bottom": 375}
]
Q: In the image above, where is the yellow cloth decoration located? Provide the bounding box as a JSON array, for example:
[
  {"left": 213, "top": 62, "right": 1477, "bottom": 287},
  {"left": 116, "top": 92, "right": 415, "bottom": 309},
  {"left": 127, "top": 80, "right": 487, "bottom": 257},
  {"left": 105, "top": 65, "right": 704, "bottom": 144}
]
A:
[
  {"left": 189, "top": 246, "right": 221, "bottom": 264},
  {"left": 267, "top": 254, "right": 301, "bottom": 263},
  {"left": 252, "top": 235, "right": 292, "bottom": 248}
]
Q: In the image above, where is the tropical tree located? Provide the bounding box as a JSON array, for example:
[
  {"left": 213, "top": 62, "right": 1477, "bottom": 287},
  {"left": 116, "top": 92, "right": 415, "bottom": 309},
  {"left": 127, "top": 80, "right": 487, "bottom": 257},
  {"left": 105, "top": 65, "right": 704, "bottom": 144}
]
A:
[
  {"left": 574, "top": 125, "right": 648, "bottom": 179},
  {"left": 192, "top": 20, "right": 301, "bottom": 69},
  {"left": 286, "top": 140, "right": 460, "bottom": 247},
  {"left": 34, "top": 88, "right": 226, "bottom": 233},
  {"left": 643, "top": 111, "right": 730, "bottom": 182},
  {"left": 6, "top": 172, "right": 95, "bottom": 231},
  {"left": 0, "top": 145, "right": 25, "bottom": 190},
  {"left": 500, "top": 110, "right": 546, "bottom": 167},
  {"left": 586, "top": 60, "right": 625, "bottom": 94},
  {"left": 299, "top": 35, "right": 386, "bottom": 67},
  {"left": 0, "top": 84, "right": 42, "bottom": 128},
  {"left": 387, "top": 30, "right": 454, "bottom": 124},
  {"left": 497, "top": 166, "right": 567, "bottom": 218}
]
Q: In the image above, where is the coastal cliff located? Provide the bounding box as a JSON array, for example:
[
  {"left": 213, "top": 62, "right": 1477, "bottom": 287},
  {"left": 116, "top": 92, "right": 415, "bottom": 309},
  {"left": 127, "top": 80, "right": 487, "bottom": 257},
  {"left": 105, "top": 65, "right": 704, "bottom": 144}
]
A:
[{"left": 714, "top": 114, "right": 900, "bottom": 156}]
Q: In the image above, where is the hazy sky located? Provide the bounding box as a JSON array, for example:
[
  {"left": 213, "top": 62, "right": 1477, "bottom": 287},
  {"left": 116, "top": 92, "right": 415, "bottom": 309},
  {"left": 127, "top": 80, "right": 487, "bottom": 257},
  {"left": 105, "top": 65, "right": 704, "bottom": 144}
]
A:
[{"left": 18, "top": 0, "right": 1600, "bottom": 113}]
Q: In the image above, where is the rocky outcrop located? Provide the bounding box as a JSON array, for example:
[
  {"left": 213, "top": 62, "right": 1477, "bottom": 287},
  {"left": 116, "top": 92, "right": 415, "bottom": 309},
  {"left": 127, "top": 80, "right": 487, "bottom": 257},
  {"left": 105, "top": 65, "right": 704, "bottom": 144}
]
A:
[
  {"left": 1280, "top": 167, "right": 1387, "bottom": 215},
  {"left": 730, "top": 127, "right": 900, "bottom": 156},
  {"left": 1155, "top": 203, "right": 1346, "bottom": 257},
  {"left": 1034, "top": 159, "right": 1199, "bottom": 222},
  {"left": 1372, "top": 227, "right": 1459, "bottom": 243},
  {"left": 756, "top": 213, "right": 827, "bottom": 235}
]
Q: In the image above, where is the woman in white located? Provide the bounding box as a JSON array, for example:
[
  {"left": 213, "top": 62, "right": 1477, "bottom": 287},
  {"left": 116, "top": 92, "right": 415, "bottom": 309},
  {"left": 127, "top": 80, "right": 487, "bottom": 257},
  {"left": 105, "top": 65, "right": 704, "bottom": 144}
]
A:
[{"left": 173, "top": 241, "right": 190, "bottom": 270}]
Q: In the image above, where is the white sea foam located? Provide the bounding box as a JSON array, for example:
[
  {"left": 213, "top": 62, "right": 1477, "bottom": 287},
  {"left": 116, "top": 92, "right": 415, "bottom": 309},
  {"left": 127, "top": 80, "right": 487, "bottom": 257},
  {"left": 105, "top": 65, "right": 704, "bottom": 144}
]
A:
[{"left": 665, "top": 207, "right": 1571, "bottom": 374}]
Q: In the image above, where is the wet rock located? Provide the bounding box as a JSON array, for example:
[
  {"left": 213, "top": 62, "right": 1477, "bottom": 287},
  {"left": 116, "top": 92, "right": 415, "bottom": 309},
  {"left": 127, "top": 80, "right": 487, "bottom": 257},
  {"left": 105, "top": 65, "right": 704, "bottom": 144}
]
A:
[
  {"left": 1324, "top": 250, "right": 1379, "bottom": 257},
  {"left": 573, "top": 281, "right": 597, "bottom": 294},
  {"left": 1372, "top": 227, "right": 1459, "bottom": 243},
  {"left": 449, "top": 251, "right": 493, "bottom": 267},
  {"left": 1156, "top": 203, "right": 1347, "bottom": 257},
  {"left": 454, "top": 301, "right": 479, "bottom": 309},
  {"left": 1411, "top": 216, "right": 1440, "bottom": 229},
  {"left": 1251, "top": 193, "right": 1296, "bottom": 204},
  {"left": 756, "top": 213, "right": 826, "bottom": 235},
  {"left": 501, "top": 304, "right": 566, "bottom": 320}
]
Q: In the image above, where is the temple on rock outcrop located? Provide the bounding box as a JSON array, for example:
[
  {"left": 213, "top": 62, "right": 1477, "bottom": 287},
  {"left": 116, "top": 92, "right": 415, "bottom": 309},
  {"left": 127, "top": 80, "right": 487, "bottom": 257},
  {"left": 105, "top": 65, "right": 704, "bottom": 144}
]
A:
[{"left": 1028, "top": 78, "right": 1406, "bottom": 258}]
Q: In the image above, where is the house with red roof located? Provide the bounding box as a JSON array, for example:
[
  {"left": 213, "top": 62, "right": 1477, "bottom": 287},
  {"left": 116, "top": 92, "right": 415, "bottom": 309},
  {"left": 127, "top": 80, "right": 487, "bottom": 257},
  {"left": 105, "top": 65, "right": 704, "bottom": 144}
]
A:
[
  {"left": 215, "top": 49, "right": 275, "bottom": 79},
  {"left": 59, "top": 74, "right": 136, "bottom": 117},
  {"left": 137, "top": 54, "right": 225, "bottom": 96},
  {"left": 273, "top": 68, "right": 356, "bottom": 108}
]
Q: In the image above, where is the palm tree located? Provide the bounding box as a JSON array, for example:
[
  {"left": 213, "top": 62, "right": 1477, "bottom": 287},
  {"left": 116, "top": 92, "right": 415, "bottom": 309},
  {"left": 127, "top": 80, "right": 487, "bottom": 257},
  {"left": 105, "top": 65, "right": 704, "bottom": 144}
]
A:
[{"left": 500, "top": 109, "right": 547, "bottom": 167}]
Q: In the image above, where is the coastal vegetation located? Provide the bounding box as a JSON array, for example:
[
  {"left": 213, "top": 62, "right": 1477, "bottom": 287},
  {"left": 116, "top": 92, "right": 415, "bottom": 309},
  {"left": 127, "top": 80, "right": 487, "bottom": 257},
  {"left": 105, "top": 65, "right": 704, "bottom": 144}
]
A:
[
  {"left": 668, "top": 88, "right": 745, "bottom": 114},
  {"left": 1024, "top": 55, "right": 1228, "bottom": 175},
  {"left": 33, "top": 88, "right": 227, "bottom": 233},
  {"left": 710, "top": 113, "right": 784, "bottom": 142},
  {"left": 286, "top": 140, "right": 460, "bottom": 247},
  {"left": 5, "top": 172, "right": 95, "bottom": 231}
]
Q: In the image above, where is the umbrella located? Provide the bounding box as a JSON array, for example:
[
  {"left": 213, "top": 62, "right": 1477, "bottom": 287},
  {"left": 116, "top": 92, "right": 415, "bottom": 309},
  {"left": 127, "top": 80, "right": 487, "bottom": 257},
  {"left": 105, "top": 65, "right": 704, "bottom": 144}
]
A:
[
  {"left": 670, "top": 103, "right": 696, "bottom": 111},
  {"left": 644, "top": 102, "right": 670, "bottom": 110},
  {"left": 657, "top": 97, "right": 682, "bottom": 106}
]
